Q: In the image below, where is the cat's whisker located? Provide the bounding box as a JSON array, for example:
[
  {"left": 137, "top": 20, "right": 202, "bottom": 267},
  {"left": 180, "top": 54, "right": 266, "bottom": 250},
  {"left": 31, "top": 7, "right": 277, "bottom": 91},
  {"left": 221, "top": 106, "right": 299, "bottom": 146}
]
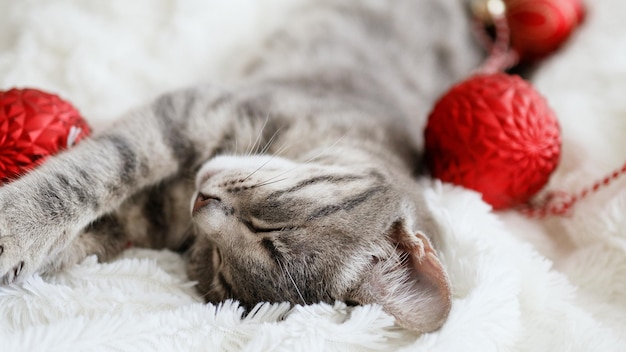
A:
[
  {"left": 255, "top": 112, "right": 273, "bottom": 154},
  {"left": 277, "top": 258, "right": 306, "bottom": 306},
  {"left": 242, "top": 140, "right": 293, "bottom": 183},
  {"left": 271, "top": 140, "right": 292, "bottom": 159},
  {"left": 245, "top": 124, "right": 253, "bottom": 156},
  {"left": 251, "top": 177, "right": 289, "bottom": 189},
  {"left": 259, "top": 126, "right": 283, "bottom": 155},
  {"left": 293, "top": 134, "right": 347, "bottom": 167},
  {"left": 253, "top": 135, "right": 347, "bottom": 186},
  {"left": 242, "top": 158, "right": 274, "bottom": 183},
  {"left": 301, "top": 134, "right": 347, "bottom": 164},
  {"left": 240, "top": 127, "right": 286, "bottom": 182},
  {"left": 246, "top": 112, "right": 271, "bottom": 156},
  {"left": 243, "top": 139, "right": 294, "bottom": 186},
  {"left": 252, "top": 165, "right": 301, "bottom": 186}
]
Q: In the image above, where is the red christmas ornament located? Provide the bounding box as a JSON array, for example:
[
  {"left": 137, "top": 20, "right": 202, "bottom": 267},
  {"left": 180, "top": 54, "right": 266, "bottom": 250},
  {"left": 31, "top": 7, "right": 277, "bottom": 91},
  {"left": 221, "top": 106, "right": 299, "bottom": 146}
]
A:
[
  {"left": 505, "top": 0, "right": 586, "bottom": 61},
  {"left": 424, "top": 73, "right": 561, "bottom": 210},
  {"left": 0, "top": 88, "right": 91, "bottom": 184}
]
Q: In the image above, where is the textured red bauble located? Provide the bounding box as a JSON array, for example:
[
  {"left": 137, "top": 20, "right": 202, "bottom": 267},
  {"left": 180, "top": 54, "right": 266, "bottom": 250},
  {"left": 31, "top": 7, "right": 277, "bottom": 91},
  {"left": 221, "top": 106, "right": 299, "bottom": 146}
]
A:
[
  {"left": 505, "top": 0, "right": 586, "bottom": 61},
  {"left": 424, "top": 73, "right": 561, "bottom": 209},
  {"left": 0, "top": 88, "right": 91, "bottom": 184}
]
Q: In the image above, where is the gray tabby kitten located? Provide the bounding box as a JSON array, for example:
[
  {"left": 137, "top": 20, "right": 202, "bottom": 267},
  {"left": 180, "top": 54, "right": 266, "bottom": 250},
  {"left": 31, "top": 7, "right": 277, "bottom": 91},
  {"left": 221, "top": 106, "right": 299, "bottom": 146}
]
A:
[{"left": 0, "top": 0, "right": 480, "bottom": 333}]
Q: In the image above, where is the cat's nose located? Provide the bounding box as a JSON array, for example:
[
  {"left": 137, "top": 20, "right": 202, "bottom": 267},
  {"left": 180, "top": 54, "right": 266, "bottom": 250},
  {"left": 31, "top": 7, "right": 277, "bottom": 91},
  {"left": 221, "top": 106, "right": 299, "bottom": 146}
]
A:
[{"left": 193, "top": 193, "right": 221, "bottom": 213}]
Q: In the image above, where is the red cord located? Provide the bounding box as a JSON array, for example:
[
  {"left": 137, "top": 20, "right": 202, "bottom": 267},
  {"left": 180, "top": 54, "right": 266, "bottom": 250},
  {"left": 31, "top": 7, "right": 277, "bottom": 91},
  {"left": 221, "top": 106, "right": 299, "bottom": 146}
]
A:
[
  {"left": 519, "top": 162, "right": 626, "bottom": 218},
  {"left": 474, "top": 14, "right": 519, "bottom": 74}
]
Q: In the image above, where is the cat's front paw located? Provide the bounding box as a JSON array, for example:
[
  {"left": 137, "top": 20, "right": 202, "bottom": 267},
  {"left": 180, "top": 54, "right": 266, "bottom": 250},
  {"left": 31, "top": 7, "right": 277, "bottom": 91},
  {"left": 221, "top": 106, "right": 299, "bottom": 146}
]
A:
[
  {"left": 0, "top": 209, "right": 50, "bottom": 284},
  {"left": 0, "top": 235, "right": 28, "bottom": 285},
  {"left": 0, "top": 184, "right": 77, "bottom": 284}
]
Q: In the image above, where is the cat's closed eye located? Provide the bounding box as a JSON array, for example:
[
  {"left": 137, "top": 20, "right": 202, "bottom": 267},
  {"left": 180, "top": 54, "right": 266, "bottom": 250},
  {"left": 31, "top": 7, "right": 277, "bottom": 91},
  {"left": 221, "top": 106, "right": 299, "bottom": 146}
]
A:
[{"left": 242, "top": 220, "right": 292, "bottom": 234}]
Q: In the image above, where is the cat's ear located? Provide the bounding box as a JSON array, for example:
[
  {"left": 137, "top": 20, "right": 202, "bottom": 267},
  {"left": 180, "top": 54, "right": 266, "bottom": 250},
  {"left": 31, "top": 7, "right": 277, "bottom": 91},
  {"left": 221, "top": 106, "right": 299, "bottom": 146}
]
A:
[{"left": 356, "top": 220, "right": 452, "bottom": 333}]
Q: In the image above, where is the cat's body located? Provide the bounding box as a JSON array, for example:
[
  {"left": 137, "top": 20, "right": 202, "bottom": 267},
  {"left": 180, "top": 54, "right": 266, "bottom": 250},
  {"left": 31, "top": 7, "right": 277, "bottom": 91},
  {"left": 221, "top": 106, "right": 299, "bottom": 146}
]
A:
[{"left": 0, "top": 0, "right": 480, "bottom": 333}]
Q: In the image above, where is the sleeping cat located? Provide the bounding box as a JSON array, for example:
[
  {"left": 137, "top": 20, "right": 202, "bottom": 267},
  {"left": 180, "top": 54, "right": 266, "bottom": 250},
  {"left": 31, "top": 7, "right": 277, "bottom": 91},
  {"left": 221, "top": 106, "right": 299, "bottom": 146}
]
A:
[{"left": 0, "top": 0, "right": 481, "bottom": 333}]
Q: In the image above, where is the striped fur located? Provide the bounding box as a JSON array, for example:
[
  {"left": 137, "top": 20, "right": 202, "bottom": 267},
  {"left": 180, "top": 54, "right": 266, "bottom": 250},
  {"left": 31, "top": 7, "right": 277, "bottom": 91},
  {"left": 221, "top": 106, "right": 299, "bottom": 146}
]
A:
[{"left": 0, "top": 0, "right": 481, "bottom": 333}]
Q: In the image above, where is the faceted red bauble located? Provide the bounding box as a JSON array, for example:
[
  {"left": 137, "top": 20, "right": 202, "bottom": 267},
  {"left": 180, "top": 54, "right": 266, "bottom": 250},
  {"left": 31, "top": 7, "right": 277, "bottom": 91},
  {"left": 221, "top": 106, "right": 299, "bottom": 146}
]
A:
[
  {"left": 0, "top": 88, "right": 91, "bottom": 184},
  {"left": 425, "top": 73, "right": 561, "bottom": 209},
  {"left": 505, "top": 0, "right": 586, "bottom": 61}
]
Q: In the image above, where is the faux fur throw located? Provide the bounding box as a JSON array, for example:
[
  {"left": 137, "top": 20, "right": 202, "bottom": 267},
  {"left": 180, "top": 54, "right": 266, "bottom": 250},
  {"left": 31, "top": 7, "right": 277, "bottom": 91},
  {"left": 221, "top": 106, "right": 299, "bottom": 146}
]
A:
[{"left": 1, "top": 0, "right": 625, "bottom": 351}]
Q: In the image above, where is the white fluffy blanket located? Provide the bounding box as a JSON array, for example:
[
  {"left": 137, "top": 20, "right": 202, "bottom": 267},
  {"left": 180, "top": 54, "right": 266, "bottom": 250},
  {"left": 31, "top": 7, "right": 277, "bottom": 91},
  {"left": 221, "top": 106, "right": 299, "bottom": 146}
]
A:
[{"left": 1, "top": 0, "right": 625, "bottom": 351}]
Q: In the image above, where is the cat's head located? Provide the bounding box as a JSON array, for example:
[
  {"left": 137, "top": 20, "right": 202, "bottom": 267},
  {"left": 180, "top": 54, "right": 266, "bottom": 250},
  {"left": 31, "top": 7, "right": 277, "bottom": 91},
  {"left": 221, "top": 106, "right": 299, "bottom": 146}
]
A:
[{"left": 186, "top": 153, "right": 451, "bottom": 333}]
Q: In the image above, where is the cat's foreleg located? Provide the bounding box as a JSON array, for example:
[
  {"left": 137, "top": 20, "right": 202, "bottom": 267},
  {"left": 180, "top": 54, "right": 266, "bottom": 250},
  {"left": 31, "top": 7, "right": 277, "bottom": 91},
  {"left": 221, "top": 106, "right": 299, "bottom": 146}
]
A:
[
  {"left": 0, "top": 86, "right": 229, "bottom": 284},
  {"left": 37, "top": 215, "right": 132, "bottom": 275}
]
